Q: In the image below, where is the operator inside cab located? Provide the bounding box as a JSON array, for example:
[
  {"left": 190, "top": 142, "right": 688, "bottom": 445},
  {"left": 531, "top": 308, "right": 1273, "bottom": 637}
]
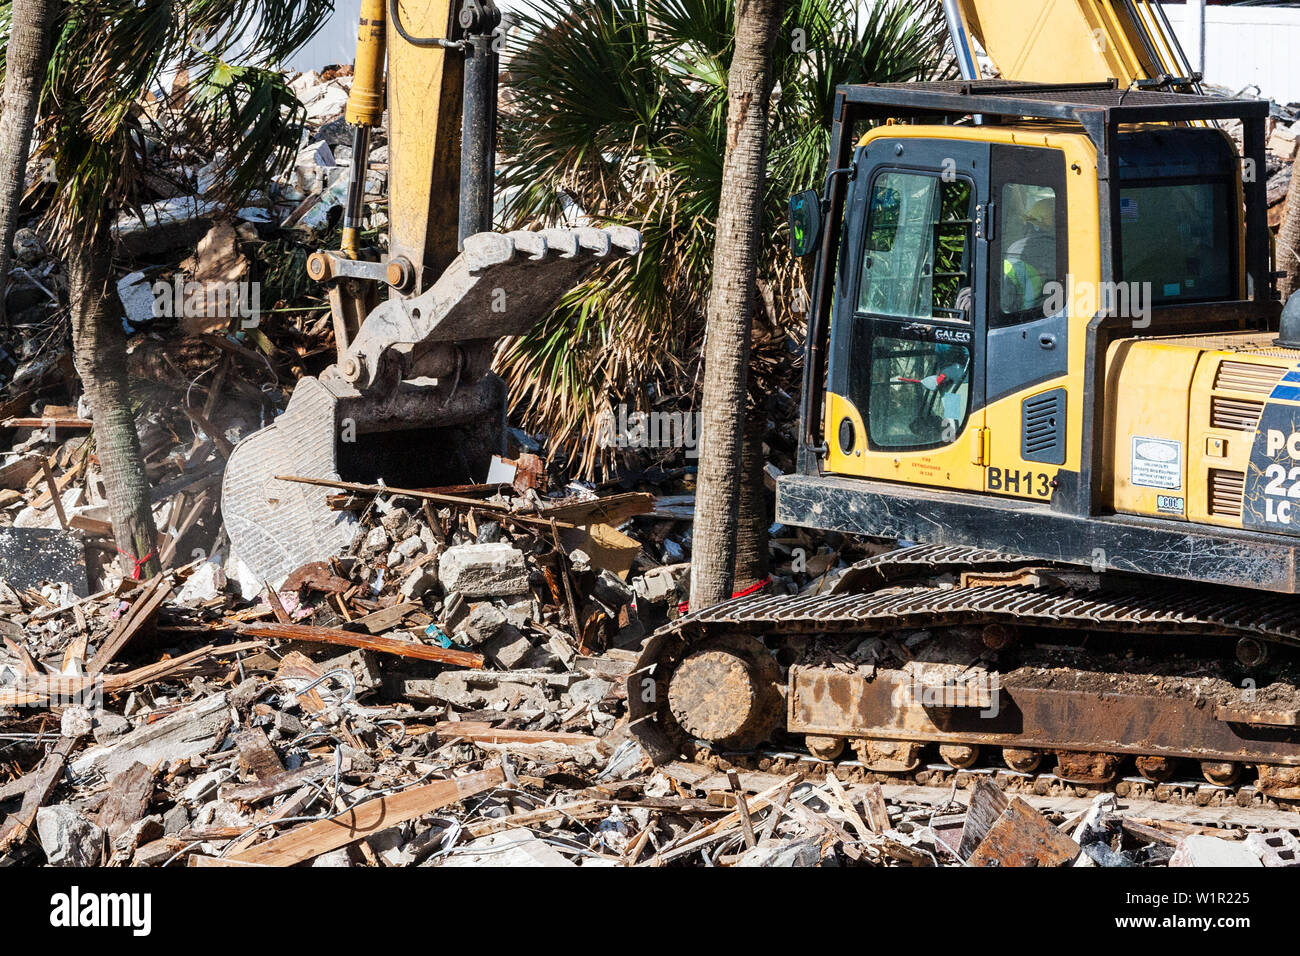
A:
[{"left": 1002, "top": 194, "right": 1056, "bottom": 311}]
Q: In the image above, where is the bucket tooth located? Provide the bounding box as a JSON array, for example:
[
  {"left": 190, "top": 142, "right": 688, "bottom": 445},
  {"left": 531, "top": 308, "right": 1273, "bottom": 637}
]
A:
[
  {"left": 541, "top": 228, "right": 580, "bottom": 258},
  {"left": 574, "top": 227, "right": 611, "bottom": 257},
  {"left": 506, "top": 229, "right": 551, "bottom": 260}
]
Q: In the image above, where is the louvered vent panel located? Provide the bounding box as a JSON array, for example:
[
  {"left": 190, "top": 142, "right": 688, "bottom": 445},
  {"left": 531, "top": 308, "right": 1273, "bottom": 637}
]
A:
[
  {"left": 1209, "top": 396, "right": 1264, "bottom": 431},
  {"left": 1208, "top": 469, "right": 1245, "bottom": 518},
  {"left": 1021, "top": 388, "right": 1065, "bottom": 465},
  {"left": 1213, "top": 361, "right": 1286, "bottom": 395}
]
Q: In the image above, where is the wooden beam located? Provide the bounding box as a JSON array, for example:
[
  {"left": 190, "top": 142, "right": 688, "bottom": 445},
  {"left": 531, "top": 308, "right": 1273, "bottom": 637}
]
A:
[
  {"left": 239, "top": 621, "right": 484, "bottom": 668},
  {"left": 228, "top": 768, "right": 504, "bottom": 866},
  {"left": 432, "top": 721, "right": 597, "bottom": 746}
]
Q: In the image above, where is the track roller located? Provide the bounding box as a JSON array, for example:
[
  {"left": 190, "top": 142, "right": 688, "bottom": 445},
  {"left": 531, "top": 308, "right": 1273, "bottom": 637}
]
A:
[
  {"left": 1200, "top": 760, "right": 1241, "bottom": 787},
  {"left": 1055, "top": 751, "right": 1122, "bottom": 785},
  {"left": 1002, "top": 747, "right": 1043, "bottom": 773},
  {"left": 805, "top": 735, "right": 845, "bottom": 761},
  {"left": 939, "top": 744, "right": 981, "bottom": 769},
  {"left": 1135, "top": 755, "right": 1178, "bottom": 782},
  {"left": 852, "top": 739, "right": 922, "bottom": 772}
]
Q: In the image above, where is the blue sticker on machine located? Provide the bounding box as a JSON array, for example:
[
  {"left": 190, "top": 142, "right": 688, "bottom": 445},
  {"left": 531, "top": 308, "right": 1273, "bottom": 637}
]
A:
[{"left": 1243, "top": 398, "right": 1300, "bottom": 531}]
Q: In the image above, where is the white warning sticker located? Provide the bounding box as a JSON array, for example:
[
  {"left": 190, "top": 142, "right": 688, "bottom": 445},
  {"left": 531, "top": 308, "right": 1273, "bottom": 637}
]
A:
[{"left": 1131, "top": 436, "right": 1182, "bottom": 490}]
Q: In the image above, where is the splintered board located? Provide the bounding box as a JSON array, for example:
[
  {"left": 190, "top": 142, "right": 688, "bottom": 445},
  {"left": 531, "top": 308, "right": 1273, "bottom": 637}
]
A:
[{"left": 0, "top": 528, "right": 88, "bottom": 596}]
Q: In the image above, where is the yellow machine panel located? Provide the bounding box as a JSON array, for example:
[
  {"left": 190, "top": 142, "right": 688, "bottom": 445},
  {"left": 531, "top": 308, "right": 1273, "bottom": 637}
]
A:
[
  {"left": 1107, "top": 333, "right": 1300, "bottom": 530},
  {"left": 957, "top": 0, "right": 1184, "bottom": 87},
  {"left": 1106, "top": 338, "right": 1199, "bottom": 520}
]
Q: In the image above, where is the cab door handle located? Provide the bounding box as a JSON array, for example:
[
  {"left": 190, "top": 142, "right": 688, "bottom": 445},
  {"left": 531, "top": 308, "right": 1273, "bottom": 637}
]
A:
[{"left": 1038, "top": 333, "right": 1056, "bottom": 350}]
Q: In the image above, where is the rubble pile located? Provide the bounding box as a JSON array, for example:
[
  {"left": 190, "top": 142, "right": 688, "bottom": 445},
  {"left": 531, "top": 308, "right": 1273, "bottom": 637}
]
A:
[{"left": 0, "top": 473, "right": 1295, "bottom": 868}]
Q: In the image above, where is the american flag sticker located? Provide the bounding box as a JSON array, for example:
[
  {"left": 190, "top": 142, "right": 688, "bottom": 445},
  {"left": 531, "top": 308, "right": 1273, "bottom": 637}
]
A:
[{"left": 1120, "top": 197, "right": 1139, "bottom": 221}]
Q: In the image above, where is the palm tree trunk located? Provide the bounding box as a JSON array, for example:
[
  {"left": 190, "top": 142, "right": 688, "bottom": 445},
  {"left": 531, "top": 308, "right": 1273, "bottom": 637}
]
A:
[
  {"left": 733, "top": 415, "right": 769, "bottom": 591},
  {"left": 0, "top": 0, "right": 57, "bottom": 326},
  {"left": 68, "top": 223, "right": 161, "bottom": 580},
  {"left": 689, "top": 0, "right": 782, "bottom": 609},
  {"left": 1280, "top": 166, "right": 1300, "bottom": 302}
]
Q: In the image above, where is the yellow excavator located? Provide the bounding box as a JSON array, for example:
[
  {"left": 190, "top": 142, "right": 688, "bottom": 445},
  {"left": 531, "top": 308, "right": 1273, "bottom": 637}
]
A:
[
  {"left": 220, "top": 0, "right": 640, "bottom": 582},
  {"left": 632, "top": 0, "right": 1300, "bottom": 801}
]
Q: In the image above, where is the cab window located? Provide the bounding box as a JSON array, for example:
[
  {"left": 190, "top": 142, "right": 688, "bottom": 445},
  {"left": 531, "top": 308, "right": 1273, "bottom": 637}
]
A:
[
  {"left": 1119, "top": 182, "right": 1233, "bottom": 304},
  {"left": 858, "top": 172, "right": 974, "bottom": 321},
  {"left": 1000, "top": 183, "right": 1058, "bottom": 319},
  {"left": 866, "top": 334, "right": 972, "bottom": 450}
]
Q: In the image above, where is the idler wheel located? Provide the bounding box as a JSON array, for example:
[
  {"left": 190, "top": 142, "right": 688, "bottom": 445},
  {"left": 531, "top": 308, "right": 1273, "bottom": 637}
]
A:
[{"left": 666, "top": 634, "right": 783, "bottom": 750}]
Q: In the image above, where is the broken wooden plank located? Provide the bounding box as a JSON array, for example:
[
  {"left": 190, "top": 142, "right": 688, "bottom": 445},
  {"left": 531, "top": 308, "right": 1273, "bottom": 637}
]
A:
[
  {"left": 348, "top": 601, "right": 420, "bottom": 634},
  {"left": 0, "top": 736, "right": 80, "bottom": 851},
  {"left": 239, "top": 621, "right": 484, "bottom": 668},
  {"left": 466, "top": 799, "right": 607, "bottom": 838},
  {"left": 861, "top": 782, "right": 892, "bottom": 834},
  {"left": 2, "top": 416, "right": 93, "bottom": 430},
  {"left": 966, "top": 797, "right": 1081, "bottom": 868},
  {"left": 432, "top": 721, "right": 597, "bottom": 746},
  {"left": 1120, "top": 818, "right": 1181, "bottom": 847},
  {"left": 41, "top": 460, "right": 69, "bottom": 530},
  {"left": 228, "top": 768, "right": 504, "bottom": 866},
  {"left": 188, "top": 856, "right": 270, "bottom": 867},
  {"left": 824, "top": 769, "right": 871, "bottom": 844},
  {"left": 234, "top": 728, "right": 285, "bottom": 781},
  {"left": 87, "top": 575, "right": 175, "bottom": 675},
  {"left": 97, "top": 762, "right": 156, "bottom": 840},
  {"left": 224, "top": 761, "right": 331, "bottom": 806},
  {"left": 727, "top": 770, "right": 757, "bottom": 849},
  {"left": 539, "top": 492, "right": 654, "bottom": 526},
  {"left": 959, "top": 776, "right": 1011, "bottom": 860}
]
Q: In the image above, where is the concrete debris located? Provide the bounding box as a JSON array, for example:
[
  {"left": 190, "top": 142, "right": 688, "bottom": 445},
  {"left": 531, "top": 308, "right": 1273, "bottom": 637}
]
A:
[
  {"left": 1169, "top": 835, "right": 1265, "bottom": 868},
  {"left": 438, "top": 830, "right": 576, "bottom": 867},
  {"left": 6, "top": 54, "right": 1300, "bottom": 880},
  {"left": 35, "top": 805, "right": 104, "bottom": 867},
  {"left": 438, "top": 543, "right": 529, "bottom": 600},
  {"left": 1245, "top": 831, "right": 1300, "bottom": 867}
]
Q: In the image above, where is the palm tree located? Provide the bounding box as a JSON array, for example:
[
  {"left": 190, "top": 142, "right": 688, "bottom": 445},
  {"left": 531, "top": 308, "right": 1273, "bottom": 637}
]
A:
[
  {"left": 497, "top": 0, "right": 952, "bottom": 478},
  {"left": 14, "top": 0, "right": 330, "bottom": 578},
  {"left": 689, "top": 0, "right": 784, "bottom": 608},
  {"left": 0, "top": 0, "right": 57, "bottom": 328}
]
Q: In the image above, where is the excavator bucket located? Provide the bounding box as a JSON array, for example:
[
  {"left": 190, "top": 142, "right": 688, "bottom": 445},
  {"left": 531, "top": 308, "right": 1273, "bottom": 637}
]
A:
[
  {"left": 221, "top": 226, "right": 641, "bottom": 584},
  {"left": 218, "top": 0, "right": 645, "bottom": 584}
]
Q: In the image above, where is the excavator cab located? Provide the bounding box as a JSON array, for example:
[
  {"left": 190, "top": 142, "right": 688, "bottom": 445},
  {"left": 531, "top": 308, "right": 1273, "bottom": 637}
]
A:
[{"left": 780, "top": 79, "right": 1297, "bottom": 592}]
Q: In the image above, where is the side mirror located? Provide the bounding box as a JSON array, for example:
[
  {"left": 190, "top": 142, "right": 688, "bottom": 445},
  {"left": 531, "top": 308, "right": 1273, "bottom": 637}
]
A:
[{"left": 788, "top": 189, "right": 822, "bottom": 258}]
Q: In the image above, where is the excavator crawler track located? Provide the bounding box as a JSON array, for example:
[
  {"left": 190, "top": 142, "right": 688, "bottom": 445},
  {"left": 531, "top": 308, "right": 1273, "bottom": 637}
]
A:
[{"left": 629, "top": 547, "right": 1300, "bottom": 803}]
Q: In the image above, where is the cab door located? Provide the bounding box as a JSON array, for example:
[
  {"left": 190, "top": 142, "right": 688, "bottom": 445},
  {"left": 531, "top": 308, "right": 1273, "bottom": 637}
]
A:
[{"left": 823, "top": 135, "right": 991, "bottom": 493}]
